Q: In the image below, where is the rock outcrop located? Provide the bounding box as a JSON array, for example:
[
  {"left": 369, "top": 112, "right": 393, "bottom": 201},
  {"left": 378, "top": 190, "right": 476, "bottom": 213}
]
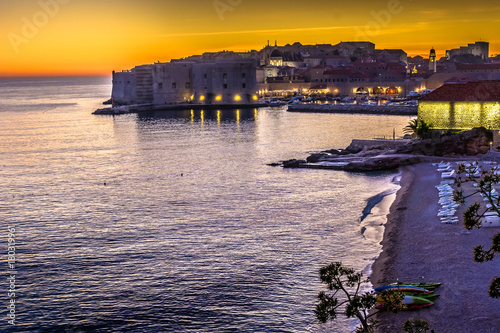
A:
[
  {"left": 396, "top": 127, "right": 492, "bottom": 156},
  {"left": 282, "top": 159, "right": 307, "bottom": 168},
  {"left": 342, "top": 155, "right": 423, "bottom": 172},
  {"left": 277, "top": 127, "right": 493, "bottom": 172}
]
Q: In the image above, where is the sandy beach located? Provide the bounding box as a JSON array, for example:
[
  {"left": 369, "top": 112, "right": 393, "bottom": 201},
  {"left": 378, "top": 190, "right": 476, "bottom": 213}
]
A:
[{"left": 371, "top": 162, "right": 500, "bottom": 332}]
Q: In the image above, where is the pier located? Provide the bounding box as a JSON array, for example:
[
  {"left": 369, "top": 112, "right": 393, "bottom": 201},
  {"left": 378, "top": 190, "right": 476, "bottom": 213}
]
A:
[{"left": 93, "top": 103, "right": 267, "bottom": 115}]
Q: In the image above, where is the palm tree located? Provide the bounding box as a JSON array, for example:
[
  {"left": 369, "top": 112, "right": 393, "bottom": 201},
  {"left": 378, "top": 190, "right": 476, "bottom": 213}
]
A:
[
  {"left": 403, "top": 119, "right": 419, "bottom": 135},
  {"left": 403, "top": 119, "right": 433, "bottom": 138}
]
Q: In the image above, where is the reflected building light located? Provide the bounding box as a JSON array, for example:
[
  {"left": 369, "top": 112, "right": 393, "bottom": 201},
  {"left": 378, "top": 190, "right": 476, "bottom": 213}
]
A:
[
  {"left": 190, "top": 109, "right": 194, "bottom": 123},
  {"left": 236, "top": 109, "right": 240, "bottom": 124},
  {"left": 254, "top": 108, "right": 258, "bottom": 120},
  {"left": 217, "top": 110, "right": 221, "bottom": 125},
  {"left": 200, "top": 110, "right": 204, "bottom": 126}
]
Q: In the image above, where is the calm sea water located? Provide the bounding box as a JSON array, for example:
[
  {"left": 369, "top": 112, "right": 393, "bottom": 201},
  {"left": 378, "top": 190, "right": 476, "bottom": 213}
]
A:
[{"left": 0, "top": 77, "right": 412, "bottom": 332}]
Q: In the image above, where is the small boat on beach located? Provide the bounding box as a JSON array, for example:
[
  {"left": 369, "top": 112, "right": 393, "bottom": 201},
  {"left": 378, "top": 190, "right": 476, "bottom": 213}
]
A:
[
  {"left": 399, "top": 292, "right": 440, "bottom": 302},
  {"left": 388, "top": 282, "right": 442, "bottom": 290},
  {"left": 375, "top": 295, "right": 434, "bottom": 310},
  {"left": 374, "top": 285, "right": 433, "bottom": 294}
]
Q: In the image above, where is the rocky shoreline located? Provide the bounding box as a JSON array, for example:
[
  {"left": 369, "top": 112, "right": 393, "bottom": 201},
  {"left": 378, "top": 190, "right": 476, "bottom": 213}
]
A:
[{"left": 273, "top": 127, "right": 493, "bottom": 172}]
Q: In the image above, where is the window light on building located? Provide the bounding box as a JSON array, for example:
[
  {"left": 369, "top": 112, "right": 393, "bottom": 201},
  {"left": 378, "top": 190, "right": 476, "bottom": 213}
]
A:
[
  {"left": 200, "top": 95, "right": 205, "bottom": 101},
  {"left": 215, "top": 95, "right": 222, "bottom": 101},
  {"left": 234, "top": 95, "right": 241, "bottom": 101}
]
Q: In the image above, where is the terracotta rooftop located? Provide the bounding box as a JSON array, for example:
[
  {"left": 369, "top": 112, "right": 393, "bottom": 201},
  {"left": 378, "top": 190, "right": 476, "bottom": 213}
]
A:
[
  {"left": 383, "top": 49, "right": 407, "bottom": 55},
  {"left": 324, "top": 69, "right": 353, "bottom": 76},
  {"left": 420, "top": 80, "right": 500, "bottom": 101},
  {"left": 443, "top": 77, "right": 478, "bottom": 84}
]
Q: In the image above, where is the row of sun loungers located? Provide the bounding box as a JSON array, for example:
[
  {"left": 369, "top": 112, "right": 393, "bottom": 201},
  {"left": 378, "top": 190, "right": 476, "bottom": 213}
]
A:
[
  {"left": 436, "top": 162, "right": 456, "bottom": 179},
  {"left": 433, "top": 162, "right": 460, "bottom": 224},
  {"left": 436, "top": 161, "right": 500, "bottom": 227},
  {"left": 435, "top": 180, "right": 459, "bottom": 224}
]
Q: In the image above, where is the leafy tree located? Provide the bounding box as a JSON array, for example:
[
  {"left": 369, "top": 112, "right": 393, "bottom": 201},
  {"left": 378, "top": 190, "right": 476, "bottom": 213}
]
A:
[
  {"left": 403, "top": 318, "right": 431, "bottom": 333},
  {"left": 315, "top": 262, "right": 404, "bottom": 333},
  {"left": 454, "top": 162, "right": 500, "bottom": 298}
]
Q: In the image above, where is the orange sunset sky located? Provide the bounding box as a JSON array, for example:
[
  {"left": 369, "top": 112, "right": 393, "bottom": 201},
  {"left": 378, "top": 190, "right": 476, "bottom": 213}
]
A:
[{"left": 1, "top": 0, "right": 499, "bottom": 77}]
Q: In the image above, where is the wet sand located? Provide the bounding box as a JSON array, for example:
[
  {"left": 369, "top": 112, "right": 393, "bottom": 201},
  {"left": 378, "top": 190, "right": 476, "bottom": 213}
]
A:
[{"left": 371, "top": 162, "right": 500, "bottom": 332}]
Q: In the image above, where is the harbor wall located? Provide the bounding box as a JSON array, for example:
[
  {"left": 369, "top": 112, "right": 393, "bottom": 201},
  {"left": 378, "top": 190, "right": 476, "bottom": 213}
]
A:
[{"left": 287, "top": 104, "right": 418, "bottom": 115}]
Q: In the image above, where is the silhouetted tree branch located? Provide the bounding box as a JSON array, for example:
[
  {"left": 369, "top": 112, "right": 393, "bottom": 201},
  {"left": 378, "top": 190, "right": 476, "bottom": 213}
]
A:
[
  {"left": 454, "top": 162, "right": 500, "bottom": 298},
  {"left": 315, "top": 262, "right": 404, "bottom": 333}
]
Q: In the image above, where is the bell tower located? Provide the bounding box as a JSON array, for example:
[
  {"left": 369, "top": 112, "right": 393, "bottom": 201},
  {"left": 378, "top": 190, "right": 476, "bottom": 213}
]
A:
[{"left": 429, "top": 47, "right": 437, "bottom": 73}]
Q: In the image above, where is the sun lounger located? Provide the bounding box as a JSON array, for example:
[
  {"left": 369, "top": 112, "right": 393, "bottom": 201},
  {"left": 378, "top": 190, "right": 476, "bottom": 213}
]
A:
[{"left": 441, "top": 170, "right": 455, "bottom": 179}]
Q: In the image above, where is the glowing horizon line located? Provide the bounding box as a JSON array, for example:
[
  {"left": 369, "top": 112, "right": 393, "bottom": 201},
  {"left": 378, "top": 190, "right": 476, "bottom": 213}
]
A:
[{"left": 160, "top": 26, "right": 354, "bottom": 38}]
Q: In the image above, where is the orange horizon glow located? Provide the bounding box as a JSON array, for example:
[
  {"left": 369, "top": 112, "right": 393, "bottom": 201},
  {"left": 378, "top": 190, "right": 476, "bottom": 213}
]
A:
[{"left": 1, "top": 0, "right": 499, "bottom": 77}]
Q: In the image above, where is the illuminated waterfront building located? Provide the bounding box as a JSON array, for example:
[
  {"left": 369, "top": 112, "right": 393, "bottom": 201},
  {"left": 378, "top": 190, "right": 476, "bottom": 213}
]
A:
[
  {"left": 112, "top": 59, "right": 257, "bottom": 105},
  {"left": 418, "top": 80, "right": 500, "bottom": 130}
]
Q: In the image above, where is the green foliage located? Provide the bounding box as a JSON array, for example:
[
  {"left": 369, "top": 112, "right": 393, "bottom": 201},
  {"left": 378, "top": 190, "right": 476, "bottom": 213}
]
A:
[
  {"left": 403, "top": 119, "right": 433, "bottom": 139},
  {"left": 378, "top": 289, "right": 405, "bottom": 313},
  {"left": 403, "top": 318, "right": 431, "bottom": 333},
  {"left": 315, "top": 262, "right": 404, "bottom": 332},
  {"left": 454, "top": 163, "right": 500, "bottom": 298},
  {"left": 403, "top": 119, "right": 418, "bottom": 135}
]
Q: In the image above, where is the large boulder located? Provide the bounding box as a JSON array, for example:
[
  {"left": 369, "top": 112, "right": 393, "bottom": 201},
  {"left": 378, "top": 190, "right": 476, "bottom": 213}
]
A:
[
  {"left": 342, "top": 156, "right": 423, "bottom": 172},
  {"left": 282, "top": 159, "right": 307, "bottom": 168},
  {"left": 345, "top": 142, "right": 363, "bottom": 154}
]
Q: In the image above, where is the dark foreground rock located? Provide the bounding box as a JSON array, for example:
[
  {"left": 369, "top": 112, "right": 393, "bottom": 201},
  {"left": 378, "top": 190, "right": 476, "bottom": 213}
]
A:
[
  {"left": 341, "top": 155, "right": 423, "bottom": 172},
  {"left": 282, "top": 159, "right": 307, "bottom": 168}
]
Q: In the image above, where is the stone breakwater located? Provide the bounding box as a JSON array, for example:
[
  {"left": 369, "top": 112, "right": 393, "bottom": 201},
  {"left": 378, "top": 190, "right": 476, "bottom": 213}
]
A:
[
  {"left": 93, "top": 103, "right": 266, "bottom": 115},
  {"left": 287, "top": 104, "right": 418, "bottom": 116}
]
